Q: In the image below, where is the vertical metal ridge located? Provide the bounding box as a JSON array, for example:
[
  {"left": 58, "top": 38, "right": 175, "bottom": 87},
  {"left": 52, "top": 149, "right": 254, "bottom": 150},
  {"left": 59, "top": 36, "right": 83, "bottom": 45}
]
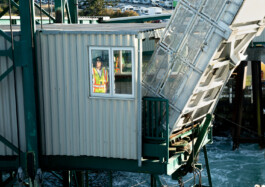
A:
[
  {"left": 49, "top": 34, "right": 59, "bottom": 155},
  {"left": 44, "top": 34, "right": 52, "bottom": 155},
  {"left": 76, "top": 34, "right": 84, "bottom": 155},
  {"left": 56, "top": 34, "right": 65, "bottom": 155}
]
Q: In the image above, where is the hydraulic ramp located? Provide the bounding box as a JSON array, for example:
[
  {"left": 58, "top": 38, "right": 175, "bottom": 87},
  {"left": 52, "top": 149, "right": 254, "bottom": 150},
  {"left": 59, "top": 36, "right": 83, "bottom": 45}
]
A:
[{"left": 143, "top": 0, "right": 265, "bottom": 134}]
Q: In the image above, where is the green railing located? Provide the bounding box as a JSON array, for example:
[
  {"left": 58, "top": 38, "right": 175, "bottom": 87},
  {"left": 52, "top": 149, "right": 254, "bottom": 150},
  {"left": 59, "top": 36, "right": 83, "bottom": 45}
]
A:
[{"left": 142, "top": 97, "right": 169, "bottom": 143}]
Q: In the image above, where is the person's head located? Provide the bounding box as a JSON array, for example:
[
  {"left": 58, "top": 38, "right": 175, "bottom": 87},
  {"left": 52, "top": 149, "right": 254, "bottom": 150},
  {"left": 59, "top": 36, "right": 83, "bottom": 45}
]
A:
[{"left": 96, "top": 57, "right": 102, "bottom": 69}]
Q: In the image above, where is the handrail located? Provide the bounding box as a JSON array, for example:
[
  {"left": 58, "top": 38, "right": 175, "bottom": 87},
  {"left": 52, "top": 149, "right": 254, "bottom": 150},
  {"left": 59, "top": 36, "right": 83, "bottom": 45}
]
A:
[{"left": 142, "top": 96, "right": 169, "bottom": 161}]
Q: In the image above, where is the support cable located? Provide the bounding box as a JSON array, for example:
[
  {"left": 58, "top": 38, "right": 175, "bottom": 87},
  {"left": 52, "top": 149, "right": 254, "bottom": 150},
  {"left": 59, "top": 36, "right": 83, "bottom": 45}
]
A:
[
  {"left": 214, "top": 113, "right": 265, "bottom": 138},
  {"left": 8, "top": 0, "right": 21, "bottom": 165},
  {"left": 28, "top": 0, "right": 35, "bottom": 48},
  {"left": 130, "top": 180, "right": 147, "bottom": 187},
  {"left": 48, "top": 0, "right": 51, "bottom": 24},
  {"left": 39, "top": 0, "right": 43, "bottom": 29}
]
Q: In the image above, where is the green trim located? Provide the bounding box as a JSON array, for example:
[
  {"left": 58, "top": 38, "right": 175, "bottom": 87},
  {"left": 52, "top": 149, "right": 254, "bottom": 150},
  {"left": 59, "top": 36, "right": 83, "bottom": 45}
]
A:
[
  {"left": 40, "top": 156, "right": 167, "bottom": 174},
  {"left": 0, "top": 66, "right": 14, "bottom": 82},
  {"left": 34, "top": 2, "right": 56, "bottom": 22}
]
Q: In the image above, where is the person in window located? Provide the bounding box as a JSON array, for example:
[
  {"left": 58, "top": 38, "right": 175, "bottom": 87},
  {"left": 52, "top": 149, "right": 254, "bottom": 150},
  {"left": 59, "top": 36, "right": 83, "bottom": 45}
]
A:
[{"left": 92, "top": 57, "right": 109, "bottom": 93}]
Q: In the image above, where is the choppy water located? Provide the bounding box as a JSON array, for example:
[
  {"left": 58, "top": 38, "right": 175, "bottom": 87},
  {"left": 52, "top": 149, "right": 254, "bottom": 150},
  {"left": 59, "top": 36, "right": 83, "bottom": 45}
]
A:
[{"left": 42, "top": 136, "right": 265, "bottom": 187}]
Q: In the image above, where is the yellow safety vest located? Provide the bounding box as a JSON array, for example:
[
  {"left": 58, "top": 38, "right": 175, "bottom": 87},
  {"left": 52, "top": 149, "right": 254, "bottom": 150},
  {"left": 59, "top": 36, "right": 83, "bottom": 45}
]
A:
[
  {"left": 115, "top": 57, "right": 120, "bottom": 73},
  {"left": 92, "top": 67, "right": 108, "bottom": 93}
]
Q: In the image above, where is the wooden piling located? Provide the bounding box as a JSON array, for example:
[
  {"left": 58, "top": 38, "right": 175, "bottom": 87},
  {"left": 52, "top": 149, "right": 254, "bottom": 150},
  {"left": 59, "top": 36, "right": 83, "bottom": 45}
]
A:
[
  {"left": 232, "top": 61, "right": 247, "bottom": 149},
  {"left": 251, "top": 61, "right": 264, "bottom": 148}
]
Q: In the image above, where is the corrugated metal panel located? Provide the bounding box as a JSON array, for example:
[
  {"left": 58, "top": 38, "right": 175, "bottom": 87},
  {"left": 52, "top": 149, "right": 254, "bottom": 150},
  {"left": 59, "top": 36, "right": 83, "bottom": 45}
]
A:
[
  {"left": 0, "top": 35, "right": 26, "bottom": 155},
  {"left": 37, "top": 32, "right": 138, "bottom": 159},
  {"left": 142, "top": 38, "right": 156, "bottom": 52}
]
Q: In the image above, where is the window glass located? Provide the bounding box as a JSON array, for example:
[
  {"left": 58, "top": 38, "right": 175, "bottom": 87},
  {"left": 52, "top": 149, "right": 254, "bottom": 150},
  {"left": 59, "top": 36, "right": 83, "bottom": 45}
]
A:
[
  {"left": 113, "top": 50, "right": 132, "bottom": 94},
  {"left": 91, "top": 49, "right": 110, "bottom": 94}
]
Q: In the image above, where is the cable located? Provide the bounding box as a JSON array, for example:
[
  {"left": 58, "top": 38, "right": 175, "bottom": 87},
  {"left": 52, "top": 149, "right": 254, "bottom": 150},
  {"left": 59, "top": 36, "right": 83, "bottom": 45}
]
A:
[
  {"left": 8, "top": 0, "right": 21, "bottom": 166},
  {"left": 214, "top": 113, "right": 265, "bottom": 138},
  {"left": 130, "top": 180, "right": 146, "bottom": 187}
]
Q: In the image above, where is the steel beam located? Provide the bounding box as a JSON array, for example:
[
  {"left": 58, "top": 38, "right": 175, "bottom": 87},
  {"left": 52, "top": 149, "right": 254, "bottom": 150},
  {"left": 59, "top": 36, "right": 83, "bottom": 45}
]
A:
[
  {"left": 0, "top": 156, "right": 19, "bottom": 171},
  {"left": 19, "top": 0, "right": 39, "bottom": 173},
  {"left": 68, "top": 0, "right": 78, "bottom": 23},
  {"left": 40, "top": 156, "right": 167, "bottom": 174},
  {"left": 203, "top": 146, "right": 212, "bottom": 187},
  {"left": 0, "top": 134, "right": 21, "bottom": 154},
  {"left": 34, "top": 3, "right": 56, "bottom": 22},
  {"left": 0, "top": 0, "right": 19, "bottom": 18},
  {"left": 0, "top": 30, "right": 12, "bottom": 43},
  {"left": 0, "top": 66, "right": 14, "bottom": 82},
  {"left": 54, "top": 0, "right": 65, "bottom": 23},
  {"left": 0, "top": 48, "right": 12, "bottom": 58}
]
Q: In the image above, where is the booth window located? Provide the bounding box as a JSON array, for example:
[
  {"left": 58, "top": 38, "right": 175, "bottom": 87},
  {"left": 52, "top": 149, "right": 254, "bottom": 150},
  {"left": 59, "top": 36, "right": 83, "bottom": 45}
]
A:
[
  {"left": 89, "top": 47, "right": 134, "bottom": 97},
  {"left": 113, "top": 49, "right": 133, "bottom": 95}
]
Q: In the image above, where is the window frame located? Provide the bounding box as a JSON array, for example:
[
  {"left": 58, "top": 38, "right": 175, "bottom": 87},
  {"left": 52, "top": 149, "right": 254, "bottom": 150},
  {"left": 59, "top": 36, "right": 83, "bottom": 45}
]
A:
[{"left": 89, "top": 46, "right": 135, "bottom": 98}]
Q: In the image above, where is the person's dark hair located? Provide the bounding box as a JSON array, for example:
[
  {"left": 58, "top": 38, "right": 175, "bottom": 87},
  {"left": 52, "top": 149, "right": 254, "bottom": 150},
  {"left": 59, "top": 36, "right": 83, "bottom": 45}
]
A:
[{"left": 96, "top": 57, "right": 102, "bottom": 62}]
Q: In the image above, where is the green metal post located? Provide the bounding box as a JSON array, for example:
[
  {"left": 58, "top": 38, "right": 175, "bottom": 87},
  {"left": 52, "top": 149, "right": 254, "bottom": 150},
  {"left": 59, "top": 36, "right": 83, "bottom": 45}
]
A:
[
  {"left": 19, "top": 0, "right": 39, "bottom": 178},
  {"left": 108, "top": 171, "right": 113, "bottom": 187},
  {"left": 0, "top": 172, "right": 2, "bottom": 185},
  {"left": 55, "top": 0, "right": 65, "bottom": 23},
  {"left": 151, "top": 174, "right": 156, "bottom": 187},
  {"left": 203, "top": 146, "right": 212, "bottom": 187},
  {"left": 62, "top": 171, "right": 70, "bottom": 187},
  {"left": 68, "top": 0, "right": 78, "bottom": 23}
]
